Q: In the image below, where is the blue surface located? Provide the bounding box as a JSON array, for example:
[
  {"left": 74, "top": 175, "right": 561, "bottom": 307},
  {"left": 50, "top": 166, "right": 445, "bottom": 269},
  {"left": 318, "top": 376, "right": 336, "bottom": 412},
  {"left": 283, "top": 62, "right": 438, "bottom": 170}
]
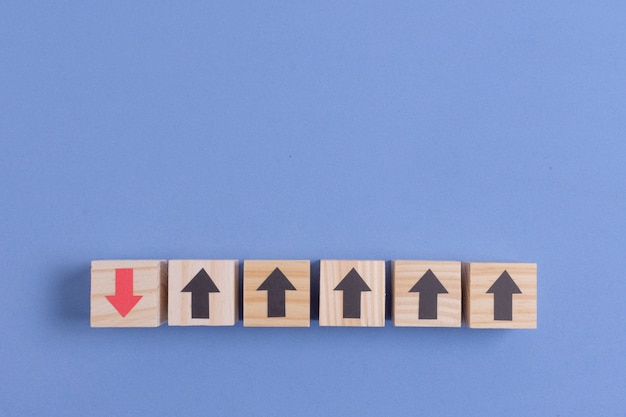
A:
[{"left": 1, "top": 2, "right": 625, "bottom": 416}]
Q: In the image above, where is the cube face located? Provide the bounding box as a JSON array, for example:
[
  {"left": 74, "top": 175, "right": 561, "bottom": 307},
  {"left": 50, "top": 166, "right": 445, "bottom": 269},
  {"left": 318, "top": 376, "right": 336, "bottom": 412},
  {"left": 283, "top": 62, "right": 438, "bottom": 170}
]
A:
[
  {"left": 462, "top": 262, "right": 537, "bottom": 329},
  {"left": 168, "top": 260, "right": 239, "bottom": 326},
  {"left": 319, "top": 260, "right": 385, "bottom": 327},
  {"left": 392, "top": 261, "right": 461, "bottom": 327},
  {"left": 90, "top": 260, "right": 167, "bottom": 327},
  {"left": 243, "top": 260, "right": 310, "bottom": 327}
]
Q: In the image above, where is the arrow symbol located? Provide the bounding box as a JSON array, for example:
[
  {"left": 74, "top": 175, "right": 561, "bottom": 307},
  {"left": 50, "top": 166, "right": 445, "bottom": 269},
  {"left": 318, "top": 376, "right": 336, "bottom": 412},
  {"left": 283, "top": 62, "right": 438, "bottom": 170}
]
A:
[
  {"left": 181, "top": 268, "right": 220, "bottom": 319},
  {"left": 409, "top": 269, "right": 448, "bottom": 319},
  {"left": 486, "top": 270, "right": 522, "bottom": 321},
  {"left": 257, "top": 268, "right": 296, "bottom": 317},
  {"left": 105, "top": 268, "right": 142, "bottom": 317},
  {"left": 334, "top": 268, "right": 371, "bottom": 319}
]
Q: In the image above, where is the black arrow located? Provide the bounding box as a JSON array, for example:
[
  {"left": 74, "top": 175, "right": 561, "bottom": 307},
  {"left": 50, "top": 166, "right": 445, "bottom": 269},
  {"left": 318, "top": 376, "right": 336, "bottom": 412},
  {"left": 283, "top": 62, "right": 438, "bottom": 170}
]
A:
[
  {"left": 257, "top": 267, "right": 296, "bottom": 317},
  {"left": 181, "top": 268, "right": 220, "bottom": 319},
  {"left": 334, "top": 268, "right": 371, "bottom": 319},
  {"left": 409, "top": 269, "right": 448, "bottom": 319},
  {"left": 486, "top": 270, "right": 522, "bottom": 321}
]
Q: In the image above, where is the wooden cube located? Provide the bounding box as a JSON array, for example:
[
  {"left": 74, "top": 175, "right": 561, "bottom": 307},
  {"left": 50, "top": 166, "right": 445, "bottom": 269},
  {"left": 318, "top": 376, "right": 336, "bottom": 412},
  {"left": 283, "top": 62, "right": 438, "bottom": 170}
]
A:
[
  {"left": 90, "top": 260, "right": 167, "bottom": 327},
  {"left": 319, "top": 260, "right": 385, "bottom": 327},
  {"left": 392, "top": 260, "right": 461, "bottom": 327},
  {"left": 462, "top": 262, "right": 537, "bottom": 329},
  {"left": 243, "top": 260, "right": 310, "bottom": 327},
  {"left": 168, "top": 260, "right": 239, "bottom": 326}
]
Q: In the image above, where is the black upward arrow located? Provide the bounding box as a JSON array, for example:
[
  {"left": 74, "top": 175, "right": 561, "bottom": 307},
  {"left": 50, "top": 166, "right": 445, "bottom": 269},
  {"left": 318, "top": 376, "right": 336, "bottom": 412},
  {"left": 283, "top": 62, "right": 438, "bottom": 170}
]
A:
[
  {"left": 334, "top": 268, "right": 371, "bottom": 319},
  {"left": 257, "top": 268, "right": 296, "bottom": 317},
  {"left": 181, "top": 268, "right": 220, "bottom": 319},
  {"left": 486, "top": 270, "right": 522, "bottom": 321},
  {"left": 409, "top": 269, "right": 448, "bottom": 319}
]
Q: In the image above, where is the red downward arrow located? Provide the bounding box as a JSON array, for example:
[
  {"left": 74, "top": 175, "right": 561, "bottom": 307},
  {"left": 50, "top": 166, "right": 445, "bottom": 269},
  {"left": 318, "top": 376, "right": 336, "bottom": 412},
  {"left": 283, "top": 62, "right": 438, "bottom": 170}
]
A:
[{"left": 105, "top": 268, "right": 143, "bottom": 317}]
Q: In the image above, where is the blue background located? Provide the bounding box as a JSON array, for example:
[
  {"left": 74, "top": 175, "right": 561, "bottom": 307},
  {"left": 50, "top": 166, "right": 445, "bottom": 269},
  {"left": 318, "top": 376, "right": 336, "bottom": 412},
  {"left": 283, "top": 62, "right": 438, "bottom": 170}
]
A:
[{"left": 1, "top": 2, "right": 625, "bottom": 416}]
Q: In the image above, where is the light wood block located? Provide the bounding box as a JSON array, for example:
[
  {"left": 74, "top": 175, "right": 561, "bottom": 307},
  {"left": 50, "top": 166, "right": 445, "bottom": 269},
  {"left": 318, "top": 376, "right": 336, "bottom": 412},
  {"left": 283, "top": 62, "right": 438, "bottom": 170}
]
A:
[
  {"left": 168, "top": 260, "right": 238, "bottom": 326},
  {"left": 319, "top": 260, "right": 385, "bottom": 327},
  {"left": 243, "top": 260, "right": 310, "bottom": 327},
  {"left": 462, "top": 262, "right": 537, "bottom": 329},
  {"left": 392, "top": 260, "right": 461, "bottom": 327},
  {"left": 90, "top": 260, "right": 167, "bottom": 327}
]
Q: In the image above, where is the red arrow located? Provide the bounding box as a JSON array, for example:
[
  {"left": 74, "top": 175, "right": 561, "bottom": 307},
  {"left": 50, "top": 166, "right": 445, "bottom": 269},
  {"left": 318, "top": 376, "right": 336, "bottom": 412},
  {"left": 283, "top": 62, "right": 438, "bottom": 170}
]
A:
[{"left": 105, "top": 268, "right": 142, "bottom": 317}]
